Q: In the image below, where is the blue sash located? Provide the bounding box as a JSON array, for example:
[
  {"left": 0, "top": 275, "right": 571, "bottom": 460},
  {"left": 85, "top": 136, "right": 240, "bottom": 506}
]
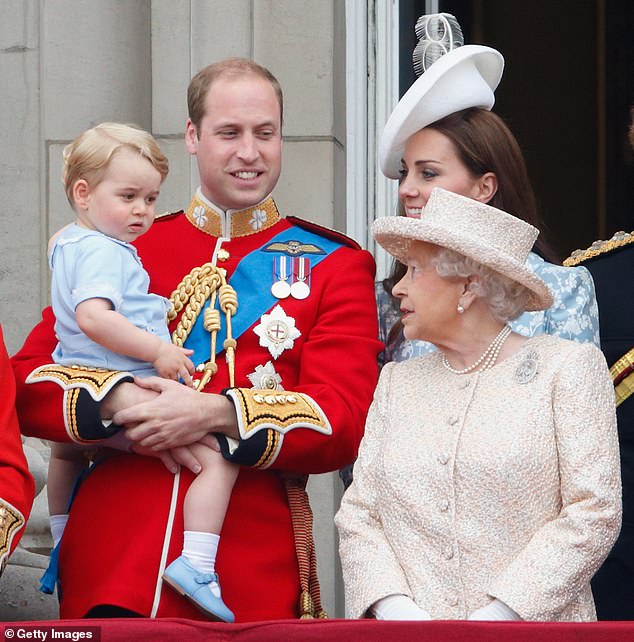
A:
[{"left": 183, "top": 226, "right": 343, "bottom": 366}]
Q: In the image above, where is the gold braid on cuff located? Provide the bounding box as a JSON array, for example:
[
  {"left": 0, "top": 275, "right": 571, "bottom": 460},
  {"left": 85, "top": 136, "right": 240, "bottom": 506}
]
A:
[
  {"left": 0, "top": 500, "right": 24, "bottom": 575},
  {"left": 25, "top": 364, "right": 133, "bottom": 402},
  {"left": 225, "top": 388, "right": 332, "bottom": 439}
]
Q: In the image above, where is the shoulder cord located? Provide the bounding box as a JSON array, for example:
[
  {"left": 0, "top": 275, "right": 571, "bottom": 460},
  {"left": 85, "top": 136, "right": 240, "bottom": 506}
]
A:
[{"left": 167, "top": 263, "right": 238, "bottom": 389}]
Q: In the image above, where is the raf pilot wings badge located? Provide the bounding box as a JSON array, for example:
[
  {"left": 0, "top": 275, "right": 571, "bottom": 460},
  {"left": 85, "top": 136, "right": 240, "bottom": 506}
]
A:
[{"left": 262, "top": 240, "right": 326, "bottom": 256}]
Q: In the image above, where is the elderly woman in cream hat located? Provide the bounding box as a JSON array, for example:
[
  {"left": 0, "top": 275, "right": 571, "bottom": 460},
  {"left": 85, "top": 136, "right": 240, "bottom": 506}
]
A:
[{"left": 335, "top": 187, "right": 621, "bottom": 622}]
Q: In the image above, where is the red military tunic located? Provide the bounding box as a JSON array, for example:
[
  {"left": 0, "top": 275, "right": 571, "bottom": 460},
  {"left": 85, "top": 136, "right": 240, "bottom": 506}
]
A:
[
  {"left": 12, "top": 195, "right": 381, "bottom": 621},
  {"left": 0, "top": 325, "right": 34, "bottom": 571}
]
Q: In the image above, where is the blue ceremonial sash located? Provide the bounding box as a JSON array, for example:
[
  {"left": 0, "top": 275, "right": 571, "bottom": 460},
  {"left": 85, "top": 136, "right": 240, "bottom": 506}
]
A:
[{"left": 183, "top": 226, "right": 343, "bottom": 366}]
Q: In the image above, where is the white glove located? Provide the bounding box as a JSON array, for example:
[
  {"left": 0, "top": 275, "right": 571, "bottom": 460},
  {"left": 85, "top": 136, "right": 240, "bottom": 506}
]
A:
[
  {"left": 370, "top": 594, "right": 432, "bottom": 620},
  {"left": 468, "top": 599, "right": 522, "bottom": 621}
]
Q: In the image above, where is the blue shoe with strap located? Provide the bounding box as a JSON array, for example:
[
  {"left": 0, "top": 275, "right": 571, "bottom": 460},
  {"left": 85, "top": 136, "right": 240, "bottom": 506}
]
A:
[{"left": 163, "top": 555, "right": 235, "bottom": 623}]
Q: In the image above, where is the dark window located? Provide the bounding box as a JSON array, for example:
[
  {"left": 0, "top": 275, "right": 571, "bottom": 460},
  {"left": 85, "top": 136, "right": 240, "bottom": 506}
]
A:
[{"left": 398, "top": 0, "right": 634, "bottom": 259}]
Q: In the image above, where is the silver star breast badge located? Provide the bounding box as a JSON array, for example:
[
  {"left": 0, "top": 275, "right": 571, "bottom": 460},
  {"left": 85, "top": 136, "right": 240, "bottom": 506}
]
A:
[
  {"left": 246, "top": 361, "right": 283, "bottom": 390},
  {"left": 253, "top": 305, "right": 301, "bottom": 359}
]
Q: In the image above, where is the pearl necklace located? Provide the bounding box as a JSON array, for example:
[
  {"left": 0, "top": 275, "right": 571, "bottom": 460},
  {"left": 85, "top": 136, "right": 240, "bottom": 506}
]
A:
[{"left": 441, "top": 325, "right": 512, "bottom": 375}]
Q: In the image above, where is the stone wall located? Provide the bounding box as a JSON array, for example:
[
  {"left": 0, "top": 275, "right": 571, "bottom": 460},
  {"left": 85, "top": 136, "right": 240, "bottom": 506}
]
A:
[{"left": 0, "top": 0, "right": 348, "bottom": 619}]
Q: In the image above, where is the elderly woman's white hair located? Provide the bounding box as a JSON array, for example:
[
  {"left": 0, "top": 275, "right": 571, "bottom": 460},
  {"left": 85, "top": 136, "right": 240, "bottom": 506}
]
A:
[{"left": 432, "top": 247, "right": 533, "bottom": 323}]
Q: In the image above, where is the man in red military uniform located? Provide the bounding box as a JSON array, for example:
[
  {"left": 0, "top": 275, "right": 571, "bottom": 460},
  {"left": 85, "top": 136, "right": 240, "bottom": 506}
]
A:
[
  {"left": 12, "top": 58, "right": 380, "bottom": 621},
  {"left": 0, "top": 326, "right": 34, "bottom": 572}
]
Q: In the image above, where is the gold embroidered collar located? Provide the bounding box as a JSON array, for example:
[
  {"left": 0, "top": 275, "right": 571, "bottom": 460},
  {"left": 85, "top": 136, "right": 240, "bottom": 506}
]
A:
[{"left": 185, "top": 191, "right": 281, "bottom": 238}]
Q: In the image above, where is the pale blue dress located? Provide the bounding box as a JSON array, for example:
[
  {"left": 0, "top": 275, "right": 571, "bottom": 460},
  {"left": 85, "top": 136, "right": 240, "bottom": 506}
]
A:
[{"left": 376, "top": 252, "right": 600, "bottom": 365}]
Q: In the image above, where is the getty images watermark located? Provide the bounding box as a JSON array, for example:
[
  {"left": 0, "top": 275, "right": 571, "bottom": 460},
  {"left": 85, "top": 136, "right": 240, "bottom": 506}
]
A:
[{"left": 3, "top": 626, "right": 100, "bottom": 641}]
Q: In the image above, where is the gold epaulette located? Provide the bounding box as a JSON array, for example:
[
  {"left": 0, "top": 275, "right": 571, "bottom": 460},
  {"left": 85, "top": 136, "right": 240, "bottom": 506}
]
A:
[{"left": 564, "top": 231, "right": 634, "bottom": 266}]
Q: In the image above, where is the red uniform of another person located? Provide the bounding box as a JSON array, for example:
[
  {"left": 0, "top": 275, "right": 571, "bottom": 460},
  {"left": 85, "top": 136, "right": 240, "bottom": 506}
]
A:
[{"left": 0, "top": 325, "right": 34, "bottom": 571}]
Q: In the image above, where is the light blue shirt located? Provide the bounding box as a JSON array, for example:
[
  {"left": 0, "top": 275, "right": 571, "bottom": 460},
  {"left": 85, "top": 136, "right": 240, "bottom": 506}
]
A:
[
  {"left": 377, "top": 252, "right": 600, "bottom": 364},
  {"left": 50, "top": 224, "right": 171, "bottom": 376}
]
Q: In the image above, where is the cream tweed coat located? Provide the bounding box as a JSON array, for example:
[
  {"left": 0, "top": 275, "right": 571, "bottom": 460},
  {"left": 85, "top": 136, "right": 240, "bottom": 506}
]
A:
[{"left": 335, "top": 334, "right": 622, "bottom": 621}]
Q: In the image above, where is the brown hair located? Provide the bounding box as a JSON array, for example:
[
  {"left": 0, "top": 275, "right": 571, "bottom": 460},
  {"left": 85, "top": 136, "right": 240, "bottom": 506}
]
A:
[
  {"left": 62, "top": 122, "right": 169, "bottom": 206},
  {"left": 187, "top": 57, "right": 284, "bottom": 134},
  {"left": 428, "top": 108, "right": 557, "bottom": 261},
  {"left": 383, "top": 107, "right": 559, "bottom": 350}
]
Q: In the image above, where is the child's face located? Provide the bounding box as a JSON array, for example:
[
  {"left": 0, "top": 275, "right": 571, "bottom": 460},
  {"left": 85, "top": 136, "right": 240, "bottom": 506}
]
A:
[{"left": 76, "top": 148, "right": 162, "bottom": 243}]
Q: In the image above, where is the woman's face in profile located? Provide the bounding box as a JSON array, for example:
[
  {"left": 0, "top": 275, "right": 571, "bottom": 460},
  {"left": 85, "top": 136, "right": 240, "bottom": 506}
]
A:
[
  {"left": 398, "top": 128, "right": 484, "bottom": 219},
  {"left": 392, "top": 241, "right": 463, "bottom": 343}
]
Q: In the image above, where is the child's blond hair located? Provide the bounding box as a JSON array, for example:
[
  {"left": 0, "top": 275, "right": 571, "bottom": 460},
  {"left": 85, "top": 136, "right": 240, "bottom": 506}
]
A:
[{"left": 62, "top": 122, "right": 169, "bottom": 206}]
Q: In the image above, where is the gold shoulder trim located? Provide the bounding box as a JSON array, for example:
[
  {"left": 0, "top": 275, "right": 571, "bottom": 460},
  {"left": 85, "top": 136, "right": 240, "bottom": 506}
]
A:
[
  {"left": 26, "top": 364, "right": 133, "bottom": 402},
  {"left": 610, "top": 346, "right": 634, "bottom": 407},
  {"left": 226, "top": 388, "right": 332, "bottom": 440},
  {"left": 0, "top": 500, "right": 24, "bottom": 575},
  {"left": 615, "top": 374, "right": 634, "bottom": 407},
  {"left": 564, "top": 231, "right": 634, "bottom": 266}
]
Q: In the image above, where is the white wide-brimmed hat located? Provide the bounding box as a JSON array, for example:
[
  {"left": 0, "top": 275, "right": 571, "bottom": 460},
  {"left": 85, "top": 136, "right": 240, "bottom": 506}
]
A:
[
  {"left": 372, "top": 188, "right": 553, "bottom": 311},
  {"left": 379, "top": 43, "right": 504, "bottom": 179}
]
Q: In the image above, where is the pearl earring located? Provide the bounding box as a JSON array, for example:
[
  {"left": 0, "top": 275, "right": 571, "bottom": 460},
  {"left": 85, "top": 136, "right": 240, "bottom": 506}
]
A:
[{"left": 457, "top": 304, "right": 465, "bottom": 314}]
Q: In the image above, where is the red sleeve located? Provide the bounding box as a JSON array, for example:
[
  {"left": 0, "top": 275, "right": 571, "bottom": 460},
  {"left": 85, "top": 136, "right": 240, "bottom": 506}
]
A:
[
  {"left": 222, "top": 247, "right": 383, "bottom": 474},
  {"left": 0, "top": 326, "right": 35, "bottom": 567},
  {"left": 12, "top": 307, "right": 130, "bottom": 444}
]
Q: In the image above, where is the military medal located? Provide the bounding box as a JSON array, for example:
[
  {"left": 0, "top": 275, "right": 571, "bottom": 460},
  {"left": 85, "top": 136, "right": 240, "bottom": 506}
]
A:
[
  {"left": 290, "top": 257, "right": 311, "bottom": 300},
  {"left": 271, "top": 256, "right": 291, "bottom": 299}
]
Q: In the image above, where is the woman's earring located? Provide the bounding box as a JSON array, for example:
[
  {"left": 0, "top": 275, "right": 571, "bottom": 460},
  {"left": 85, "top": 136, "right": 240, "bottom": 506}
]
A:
[{"left": 457, "top": 304, "right": 465, "bottom": 314}]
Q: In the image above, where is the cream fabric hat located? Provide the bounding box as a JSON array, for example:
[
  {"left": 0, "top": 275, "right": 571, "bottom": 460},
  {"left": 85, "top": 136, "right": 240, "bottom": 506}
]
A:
[
  {"left": 372, "top": 188, "right": 554, "bottom": 312},
  {"left": 379, "top": 43, "right": 504, "bottom": 179}
]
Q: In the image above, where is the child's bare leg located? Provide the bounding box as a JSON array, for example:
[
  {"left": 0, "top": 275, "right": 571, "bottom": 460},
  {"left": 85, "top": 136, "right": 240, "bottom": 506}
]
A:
[
  {"left": 183, "top": 442, "right": 238, "bottom": 533},
  {"left": 163, "top": 442, "right": 238, "bottom": 622},
  {"left": 47, "top": 442, "right": 89, "bottom": 546}
]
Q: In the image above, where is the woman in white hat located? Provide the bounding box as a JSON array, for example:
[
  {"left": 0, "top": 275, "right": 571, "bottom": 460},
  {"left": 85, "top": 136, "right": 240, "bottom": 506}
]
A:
[
  {"left": 376, "top": 14, "right": 599, "bottom": 367},
  {"left": 335, "top": 187, "right": 621, "bottom": 621}
]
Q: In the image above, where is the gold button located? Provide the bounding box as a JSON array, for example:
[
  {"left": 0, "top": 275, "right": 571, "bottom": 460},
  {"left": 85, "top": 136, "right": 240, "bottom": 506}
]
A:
[{"left": 217, "top": 249, "right": 230, "bottom": 262}]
